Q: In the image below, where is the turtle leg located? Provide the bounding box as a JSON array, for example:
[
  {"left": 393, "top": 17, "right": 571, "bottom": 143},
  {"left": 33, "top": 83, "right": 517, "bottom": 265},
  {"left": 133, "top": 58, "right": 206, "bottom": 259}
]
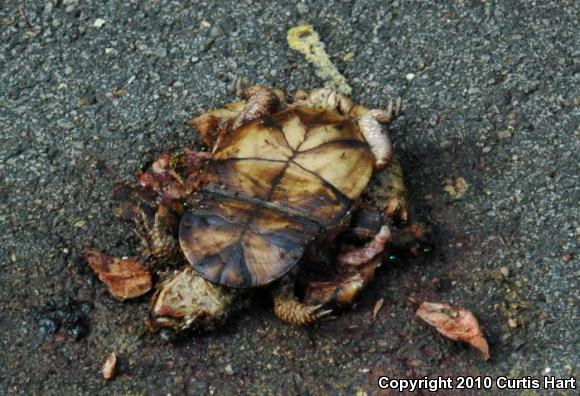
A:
[
  {"left": 302, "top": 224, "right": 392, "bottom": 307},
  {"left": 292, "top": 88, "right": 401, "bottom": 171},
  {"left": 357, "top": 98, "right": 402, "bottom": 171},
  {"left": 112, "top": 184, "right": 180, "bottom": 266},
  {"left": 232, "top": 84, "right": 279, "bottom": 129},
  {"left": 303, "top": 257, "right": 382, "bottom": 307},
  {"left": 112, "top": 146, "right": 212, "bottom": 265},
  {"left": 134, "top": 203, "right": 181, "bottom": 265},
  {"left": 271, "top": 273, "right": 332, "bottom": 326}
]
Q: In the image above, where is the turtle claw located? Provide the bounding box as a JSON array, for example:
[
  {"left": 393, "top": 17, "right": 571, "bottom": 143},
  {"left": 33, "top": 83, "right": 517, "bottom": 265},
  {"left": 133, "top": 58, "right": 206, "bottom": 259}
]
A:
[
  {"left": 313, "top": 307, "right": 334, "bottom": 321},
  {"left": 387, "top": 97, "right": 403, "bottom": 119},
  {"left": 310, "top": 304, "right": 334, "bottom": 319},
  {"left": 231, "top": 76, "right": 250, "bottom": 97}
]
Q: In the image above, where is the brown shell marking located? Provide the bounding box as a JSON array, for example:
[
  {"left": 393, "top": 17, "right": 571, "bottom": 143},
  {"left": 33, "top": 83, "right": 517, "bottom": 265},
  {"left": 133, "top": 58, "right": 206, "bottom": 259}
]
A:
[{"left": 180, "top": 107, "right": 374, "bottom": 288}]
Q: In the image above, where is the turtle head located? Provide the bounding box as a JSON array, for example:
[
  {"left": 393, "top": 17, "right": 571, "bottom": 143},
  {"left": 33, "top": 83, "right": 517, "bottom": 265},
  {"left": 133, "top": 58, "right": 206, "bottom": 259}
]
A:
[{"left": 147, "top": 268, "right": 236, "bottom": 340}]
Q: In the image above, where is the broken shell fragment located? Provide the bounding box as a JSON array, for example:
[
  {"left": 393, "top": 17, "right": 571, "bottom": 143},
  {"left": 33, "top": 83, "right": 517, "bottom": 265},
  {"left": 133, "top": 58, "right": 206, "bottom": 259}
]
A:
[
  {"left": 102, "top": 352, "right": 117, "bottom": 380},
  {"left": 416, "top": 302, "right": 490, "bottom": 360},
  {"left": 85, "top": 250, "right": 152, "bottom": 300}
]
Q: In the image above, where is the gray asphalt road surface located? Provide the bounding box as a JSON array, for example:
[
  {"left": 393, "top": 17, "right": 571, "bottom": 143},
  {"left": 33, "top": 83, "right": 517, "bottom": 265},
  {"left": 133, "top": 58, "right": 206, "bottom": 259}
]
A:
[{"left": 1, "top": 1, "right": 578, "bottom": 394}]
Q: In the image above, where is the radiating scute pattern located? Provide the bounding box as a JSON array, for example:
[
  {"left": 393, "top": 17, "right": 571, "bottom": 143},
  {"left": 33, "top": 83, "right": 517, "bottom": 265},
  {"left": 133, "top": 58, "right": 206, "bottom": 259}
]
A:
[
  {"left": 180, "top": 196, "right": 320, "bottom": 287},
  {"left": 180, "top": 106, "right": 374, "bottom": 288}
]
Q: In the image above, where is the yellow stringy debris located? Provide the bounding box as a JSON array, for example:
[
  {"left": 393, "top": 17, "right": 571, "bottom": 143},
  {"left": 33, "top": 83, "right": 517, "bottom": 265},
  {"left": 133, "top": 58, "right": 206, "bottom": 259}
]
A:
[{"left": 287, "top": 25, "right": 352, "bottom": 95}]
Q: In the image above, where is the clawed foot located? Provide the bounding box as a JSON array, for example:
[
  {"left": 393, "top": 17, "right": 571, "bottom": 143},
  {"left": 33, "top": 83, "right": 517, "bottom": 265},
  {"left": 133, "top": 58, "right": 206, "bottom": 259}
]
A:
[
  {"left": 273, "top": 299, "right": 333, "bottom": 326},
  {"left": 271, "top": 273, "right": 333, "bottom": 326},
  {"left": 232, "top": 83, "right": 279, "bottom": 130}
]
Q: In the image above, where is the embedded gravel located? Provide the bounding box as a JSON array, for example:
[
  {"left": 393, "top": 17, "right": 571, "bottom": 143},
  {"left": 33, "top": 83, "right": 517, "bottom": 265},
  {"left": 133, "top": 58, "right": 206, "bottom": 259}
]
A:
[{"left": 1, "top": 1, "right": 578, "bottom": 395}]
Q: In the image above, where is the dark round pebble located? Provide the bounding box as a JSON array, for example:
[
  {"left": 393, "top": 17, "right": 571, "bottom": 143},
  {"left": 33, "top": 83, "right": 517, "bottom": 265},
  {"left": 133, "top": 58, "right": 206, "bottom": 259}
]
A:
[
  {"left": 67, "top": 318, "right": 90, "bottom": 340},
  {"left": 65, "top": 313, "right": 90, "bottom": 340},
  {"left": 38, "top": 317, "right": 59, "bottom": 338}
]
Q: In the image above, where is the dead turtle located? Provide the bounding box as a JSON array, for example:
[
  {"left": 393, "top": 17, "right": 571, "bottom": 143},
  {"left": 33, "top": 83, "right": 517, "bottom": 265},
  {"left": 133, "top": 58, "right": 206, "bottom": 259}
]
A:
[{"left": 90, "top": 85, "right": 430, "bottom": 339}]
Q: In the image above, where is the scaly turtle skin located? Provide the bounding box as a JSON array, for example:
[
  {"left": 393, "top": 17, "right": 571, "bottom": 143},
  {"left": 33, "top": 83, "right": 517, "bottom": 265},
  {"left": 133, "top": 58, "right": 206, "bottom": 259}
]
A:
[{"left": 100, "top": 85, "right": 430, "bottom": 338}]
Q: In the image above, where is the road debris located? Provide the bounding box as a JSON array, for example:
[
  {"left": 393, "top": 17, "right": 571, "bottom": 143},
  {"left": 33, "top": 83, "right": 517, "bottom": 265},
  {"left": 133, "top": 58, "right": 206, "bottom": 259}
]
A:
[
  {"left": 416, "top": 302, "right": 490, "bottom": 360},
  {"left": 85, "top": 250, "right": 152, "bottom": 300},
  {"left": 287, "top": 25, "right": 352, "bottom": 95},
  {"left": 93, "top": 18, "right": 106, "bottom": 28},
  {"left": 372, "top": 298, "right": 384, "bottom": 318},
  {"left": 443, "top": 177, "right": 469, "bottom": 199},
  {"left": 102, "top": 352, "right": 117, "bottom": 380}
]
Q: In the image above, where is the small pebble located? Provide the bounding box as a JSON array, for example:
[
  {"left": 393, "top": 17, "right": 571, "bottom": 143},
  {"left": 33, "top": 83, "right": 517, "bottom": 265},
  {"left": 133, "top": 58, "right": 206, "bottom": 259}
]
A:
[
  {"left": 405, "top": 73, "right": 415, "bottom": 81},
  {"left": 296, "top": 3, "right": 309, "bottom": 14},
  {"left": 102, "top": 352, "right": 117, "bottom": 380},
  {"left": 224, "top": 364, "right": 234, "bottom": 376},
  {"left": 343, "top": 52, "right": 355, "bottom": 62},
  {"left": 38, "top": 317, "right": 59, "bottom": 337},
  {"left": 209, "top": 26, "right": 222, "bottom": 38},
  {"left": 496, "top": 129, "right": 513, "bottom": 140},
  {"left": 93, "top": 18, "right": 106, "bottom": 28},
  {"left": 66, "top": 313, "right": 90, "bottom": 340}
]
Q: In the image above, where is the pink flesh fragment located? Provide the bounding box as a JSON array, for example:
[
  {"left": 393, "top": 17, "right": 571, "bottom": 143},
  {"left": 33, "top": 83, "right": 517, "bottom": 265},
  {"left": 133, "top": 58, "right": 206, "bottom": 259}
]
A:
[
  {"left": 416, "top": 302, "right": 490, "bottom": 360},
  {"left": 85, "top": 250, "right": 152, "bottom": 300},
  {"left": 338, "top": 225, "right": 391, "bottom": 266}
]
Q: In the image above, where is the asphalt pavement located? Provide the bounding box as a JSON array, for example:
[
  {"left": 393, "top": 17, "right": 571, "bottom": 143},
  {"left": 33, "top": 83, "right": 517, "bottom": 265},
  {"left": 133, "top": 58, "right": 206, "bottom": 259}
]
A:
[{"left": 1, "top": 1, "right": 578, "bottom": 394}]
